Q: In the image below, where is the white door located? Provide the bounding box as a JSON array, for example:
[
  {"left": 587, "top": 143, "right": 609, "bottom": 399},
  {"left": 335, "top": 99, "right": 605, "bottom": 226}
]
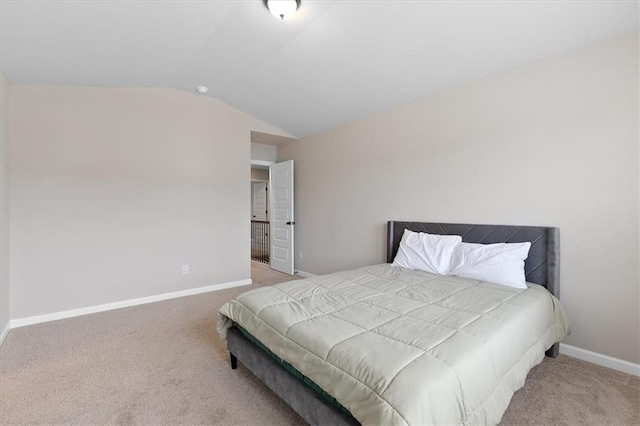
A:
[
  {"left": 269, "top": 160, "right": 294, "bottom": 275},
  {"left": 252, "top": 182, "right": 267, "bottom": 221}
]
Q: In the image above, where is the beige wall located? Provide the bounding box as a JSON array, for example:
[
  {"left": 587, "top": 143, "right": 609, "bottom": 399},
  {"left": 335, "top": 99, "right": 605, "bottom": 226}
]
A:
[
  {"left": 251, "top": 168, "right": 269, "bottom": 181},
  {"left": 0, "top": 72, "right": 9, "bottom": 334},
  {"left": 251, "top": 143, "right": 277, "bottom": 163},
  {"left": 279, "top": 32, "right": 639, "bottom": 364},
  {"left": 9, "top": 86, "right": 289, "bottom": 319}
]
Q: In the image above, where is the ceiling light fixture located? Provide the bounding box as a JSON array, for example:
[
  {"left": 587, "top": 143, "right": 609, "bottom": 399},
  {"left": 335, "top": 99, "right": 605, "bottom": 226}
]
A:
[
  {"left": 196, "top": 86, "right": 208, "bottom": 94},
  {"left": 263, "top": 0, "right": 300, "bottom": 21}
]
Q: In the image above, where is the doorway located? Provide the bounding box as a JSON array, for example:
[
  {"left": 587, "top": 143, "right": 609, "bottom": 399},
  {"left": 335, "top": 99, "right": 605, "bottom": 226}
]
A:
[
  {"left": 251, "top": 168, "right": 270, "bottom": 264},
  {"left": 250, "top": 131, "right": 296, "bottom": 275}
]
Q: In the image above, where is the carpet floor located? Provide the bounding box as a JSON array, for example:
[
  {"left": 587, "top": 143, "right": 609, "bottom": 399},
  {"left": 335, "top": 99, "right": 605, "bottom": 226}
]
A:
[{"left": 1, "top": 262, "right": 638, "bottom": 425}]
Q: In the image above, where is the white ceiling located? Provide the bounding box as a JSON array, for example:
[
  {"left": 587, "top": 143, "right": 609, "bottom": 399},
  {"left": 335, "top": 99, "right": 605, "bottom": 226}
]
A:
[{"left": 1, "top": 0, "right": 637, "bottom": 137}]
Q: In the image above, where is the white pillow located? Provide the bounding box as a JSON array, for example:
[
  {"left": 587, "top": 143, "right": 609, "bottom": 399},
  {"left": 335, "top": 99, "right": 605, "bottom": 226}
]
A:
[
  {"left": 448, "top": 242, "right": 532, "bottom": 289},
  {"left": 392, "top": 229, "right": 462, "bottom": 275}
]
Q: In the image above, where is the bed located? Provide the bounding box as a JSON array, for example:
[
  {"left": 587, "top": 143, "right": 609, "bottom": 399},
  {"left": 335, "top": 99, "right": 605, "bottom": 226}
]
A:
[{"left": 217, "top": 221, "right": 569, "bottom": 425}]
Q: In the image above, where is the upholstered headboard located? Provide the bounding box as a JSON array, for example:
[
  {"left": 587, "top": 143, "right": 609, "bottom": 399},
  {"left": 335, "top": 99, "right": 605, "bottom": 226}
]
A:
[{"left": 387, "top": 221, "right": 560, "bottom": 297}]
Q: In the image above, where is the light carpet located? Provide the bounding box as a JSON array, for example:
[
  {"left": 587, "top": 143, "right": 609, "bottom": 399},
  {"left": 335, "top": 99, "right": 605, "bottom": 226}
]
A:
[{"left": 1, "top": 262, "right": 638, "bottom": 425}]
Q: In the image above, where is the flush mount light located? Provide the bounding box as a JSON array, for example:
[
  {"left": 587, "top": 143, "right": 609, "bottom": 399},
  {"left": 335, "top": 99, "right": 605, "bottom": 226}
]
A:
[
  {"left": 263, "top": 0, "right": 300, "bottom": 21},
  {"left": 196, "top": 86, "right": 208, "bottom": 94}
]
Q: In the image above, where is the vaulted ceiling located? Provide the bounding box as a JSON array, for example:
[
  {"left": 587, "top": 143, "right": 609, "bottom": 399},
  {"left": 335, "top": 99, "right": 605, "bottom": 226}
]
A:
[{"left": 1, "top": 0, "right": 637, "bottom": 137}]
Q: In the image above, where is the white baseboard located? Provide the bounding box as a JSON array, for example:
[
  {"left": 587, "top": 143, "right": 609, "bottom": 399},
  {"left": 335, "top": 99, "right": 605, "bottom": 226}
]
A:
[
  {"left": 560, "top": 343, "right": 639, "bottom": 377},
  {"left": 0, "top": 321, "right": 10, "bottom": 346},
  {"left": 10, "top": 278, "right": 252, "bottom": 329},
  {"left": 295, "top": 270, "right": 316, "bottom": 278}
]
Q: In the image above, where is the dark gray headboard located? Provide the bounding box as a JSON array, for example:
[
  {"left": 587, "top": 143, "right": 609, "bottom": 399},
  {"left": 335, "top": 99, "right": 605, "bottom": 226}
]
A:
[{"left": 387, "top": 221, "right": 560, "bottom": 297}]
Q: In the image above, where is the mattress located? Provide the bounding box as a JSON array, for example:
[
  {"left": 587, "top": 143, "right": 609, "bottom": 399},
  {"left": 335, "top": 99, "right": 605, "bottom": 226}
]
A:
[{"left": 218, "top": 264, "right": 570, "bottom": 426}]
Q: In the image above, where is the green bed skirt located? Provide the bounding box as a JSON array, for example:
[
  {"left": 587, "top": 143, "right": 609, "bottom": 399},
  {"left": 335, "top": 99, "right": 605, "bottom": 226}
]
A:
[{"left": 236, "top": 325, "right": 355, "bottom": 419}]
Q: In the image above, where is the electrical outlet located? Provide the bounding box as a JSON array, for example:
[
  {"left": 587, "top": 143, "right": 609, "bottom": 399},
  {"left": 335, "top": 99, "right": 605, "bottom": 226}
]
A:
[
  {"left": 298, "top": 251, "right": 303, "bottom": 260},
  {"left": 182, "top": 265, "right": 189, "bottom": 275}
]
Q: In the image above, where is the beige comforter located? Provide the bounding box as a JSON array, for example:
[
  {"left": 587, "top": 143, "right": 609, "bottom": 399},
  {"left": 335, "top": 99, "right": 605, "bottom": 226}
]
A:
[{"left": 218, "top": 264, "right": 569, "bottom": 426}]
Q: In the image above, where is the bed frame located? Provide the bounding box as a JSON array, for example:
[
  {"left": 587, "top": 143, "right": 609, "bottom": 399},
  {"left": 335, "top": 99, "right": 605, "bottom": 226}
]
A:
[{"left": 226, "top": 221, "right": 561, "bottom": 425}]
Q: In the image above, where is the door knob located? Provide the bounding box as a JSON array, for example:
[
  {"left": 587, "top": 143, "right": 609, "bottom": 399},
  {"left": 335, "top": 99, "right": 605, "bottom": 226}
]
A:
[{"left": 286, "top": 221, "right": 295, "bottom": 225}]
